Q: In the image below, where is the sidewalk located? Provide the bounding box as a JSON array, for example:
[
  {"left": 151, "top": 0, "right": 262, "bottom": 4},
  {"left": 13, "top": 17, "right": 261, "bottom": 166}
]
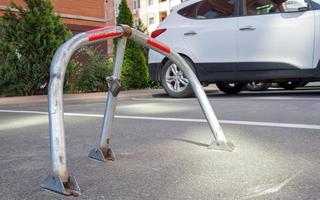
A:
[
  {"left": 0, "top": 84, "right": 220, "bottom": 107},
  {"left": 0, "top": 89, "right": 165, "bottom": 107}
]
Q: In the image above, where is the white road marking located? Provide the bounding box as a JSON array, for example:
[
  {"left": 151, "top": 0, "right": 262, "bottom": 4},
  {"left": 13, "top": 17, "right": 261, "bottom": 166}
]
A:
[
  {"left": 1, "top": 109, "right": 320, "bottom": 130},
  {"left": 244, "top": 176, "right": 294, "bottom": 199},
  {"left": 131, "top": 97, "right": 320, "bottom": 101},
  {"left": 219, "top": 120, "right": 320, "bottom": 130}
]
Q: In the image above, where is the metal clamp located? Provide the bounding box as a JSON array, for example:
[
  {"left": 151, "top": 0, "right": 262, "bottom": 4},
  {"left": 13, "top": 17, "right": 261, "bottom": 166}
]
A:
[{"left": 106, "top": 76, "right": 122, "bottom": 97}]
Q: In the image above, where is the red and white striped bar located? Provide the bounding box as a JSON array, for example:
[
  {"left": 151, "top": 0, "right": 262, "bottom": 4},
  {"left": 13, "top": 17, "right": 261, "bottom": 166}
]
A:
[
  {"left": 146, "top": 39, "right": 171, "bottom": 54},
  {"left": 86, "top": 26, "right": 124, "bottom": 42}
]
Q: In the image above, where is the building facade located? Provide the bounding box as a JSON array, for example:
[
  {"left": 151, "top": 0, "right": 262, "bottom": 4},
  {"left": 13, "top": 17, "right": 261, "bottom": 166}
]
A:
[
  {"left": 0, "top": 0, "right": 116, "bottom": 54},
  {"left": 0, "top": 0, "right": 184, "bottom": 50},
  {"left": 134, "top": 0, "right": 182, "bottom": 33}
]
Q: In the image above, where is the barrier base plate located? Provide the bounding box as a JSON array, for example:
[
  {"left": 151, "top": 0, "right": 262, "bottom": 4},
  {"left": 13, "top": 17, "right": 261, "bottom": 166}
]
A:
[
  {"left": 89, "top": 147, "right": 116, "bottom": 162},
  {"left": 41, "top": 174, "right": 80, "bottom": 196},
  {"left": 208, "top": 141, "right": 235, "bottom": 152}
]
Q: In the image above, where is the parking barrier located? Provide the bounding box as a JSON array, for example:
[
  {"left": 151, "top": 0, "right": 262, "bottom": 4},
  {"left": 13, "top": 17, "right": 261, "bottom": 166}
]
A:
[{"left": 41, "top": 25, "right": 234, "bottom": 196}]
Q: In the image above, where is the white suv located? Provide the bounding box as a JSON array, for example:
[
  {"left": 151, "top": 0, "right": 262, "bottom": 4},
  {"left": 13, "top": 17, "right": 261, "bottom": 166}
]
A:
[{"left": 148, "top": 0, "right": 320, "bottom": 97}]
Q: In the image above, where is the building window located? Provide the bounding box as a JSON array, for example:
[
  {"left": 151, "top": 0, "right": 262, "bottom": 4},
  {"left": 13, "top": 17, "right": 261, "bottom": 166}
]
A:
[
  {"left": 115, "top": 3, "right": 120, "bottom": 17},
  {"left": 134, "top": 0, "right": 140, "bottom": 9},
  {"left": 159, "top": 11, "right": 167, "bottom": 21},
  {"left": 105, "top": 9, "right": 109, "bottom": 20},
  {"left": 149, "top": 17, "right": 155, "bottom": 25},
  {"left": 149, "top": 0, "right": 154, "bottom": 6},
  {"left": 134, "top": 19, "right": 140, "bottom": 27}
]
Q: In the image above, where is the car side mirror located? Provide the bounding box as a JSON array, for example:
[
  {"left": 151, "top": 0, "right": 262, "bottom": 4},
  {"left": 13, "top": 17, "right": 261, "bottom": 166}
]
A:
[{"left": 283, "top": 0, "right": 308, "bottom": 12}]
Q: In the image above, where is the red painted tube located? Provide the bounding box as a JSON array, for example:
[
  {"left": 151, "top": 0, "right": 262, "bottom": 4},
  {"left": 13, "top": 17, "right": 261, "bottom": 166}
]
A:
[
  {"left": 147, "top": 39, "right": 171, "bottom": 54},
  {"left": 88, "top": 32, "right": 123, "bottom": 42},
  {"left": 86, "top": 26, "right": 113, "bottom": 34}
]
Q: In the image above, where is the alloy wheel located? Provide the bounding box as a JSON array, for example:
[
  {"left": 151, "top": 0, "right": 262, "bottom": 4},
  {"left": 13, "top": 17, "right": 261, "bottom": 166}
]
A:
[{"left": 165, "top": 64, "right": 189, "bottom": 93}]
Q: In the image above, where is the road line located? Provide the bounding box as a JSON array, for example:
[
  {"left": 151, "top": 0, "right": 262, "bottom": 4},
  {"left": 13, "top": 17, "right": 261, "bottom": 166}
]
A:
[
  {"left": 244, "top": 176, "right": 294, "bottom": 199},
  {"left": 131, "top": 97, "right": 320, "bottom": 102},
  {"left": 1, "top": 109, "right": 320, "bottom": 130}
]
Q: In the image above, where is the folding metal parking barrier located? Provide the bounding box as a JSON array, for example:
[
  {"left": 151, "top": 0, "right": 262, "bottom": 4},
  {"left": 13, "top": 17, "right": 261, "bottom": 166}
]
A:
[{"left": 41, "top": 25, "right": 235, "bottom": 196}]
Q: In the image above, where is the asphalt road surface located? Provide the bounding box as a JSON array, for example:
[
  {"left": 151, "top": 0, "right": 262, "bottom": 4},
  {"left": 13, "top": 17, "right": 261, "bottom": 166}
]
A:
[{"left": 1, "top": 88, "right": 320, "bottom": 200}]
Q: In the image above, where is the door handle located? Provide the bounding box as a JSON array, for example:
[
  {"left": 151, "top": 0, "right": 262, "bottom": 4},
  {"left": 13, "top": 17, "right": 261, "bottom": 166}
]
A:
[
  {"left": 184, "top": 31, "right": 197, "bottom": 36},
  {"left": 239, "top": 25, "right": 256, "bottom": 31}
]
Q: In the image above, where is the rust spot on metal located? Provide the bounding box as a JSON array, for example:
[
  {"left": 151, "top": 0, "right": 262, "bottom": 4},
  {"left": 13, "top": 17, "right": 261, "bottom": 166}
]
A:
[
  {"left": 59, "top": 156, "right": 64, "bottom": 164},
  {"left": 65, "top": 188, "right": 80, "bottom": 197},
  {"left": 101, "top": 147, "right": 108, "bottom": 157},
  {"left": 101, "top": 147, "right": 115, "bottom": 161},
  {"left": 120, "top": 24, "right": 132, "bottom": 37},
  {"left": 64, "top": 182, "right": 80, "bottom": 197}
]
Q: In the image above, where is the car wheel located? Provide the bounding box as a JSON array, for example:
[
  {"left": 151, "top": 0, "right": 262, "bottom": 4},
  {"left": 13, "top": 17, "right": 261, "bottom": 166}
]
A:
[
  {"left": 216, "top": 82, "right": 246, "bottom": 94},
  {"left": 278, "top": 81, "right": 303, "bottom": 90},
  {"left": 246, "top": 81, "right": 271, "bottom": 91},
  {"left": 161, "top": 59, "right": 195, "bottom": 98}
]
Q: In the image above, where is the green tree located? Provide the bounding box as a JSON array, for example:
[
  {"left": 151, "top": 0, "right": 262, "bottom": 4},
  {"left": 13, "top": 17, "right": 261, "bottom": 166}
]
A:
[
  {"left": 0, "top": 0, "right": 71, "bottom": 96},
  {"left": 116, "top": 0, "right": 149, "bottom": 89}
]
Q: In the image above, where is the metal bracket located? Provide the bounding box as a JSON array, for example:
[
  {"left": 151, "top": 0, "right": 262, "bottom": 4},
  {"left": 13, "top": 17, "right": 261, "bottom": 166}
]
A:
[
  {"left": 41, "top": 174, "right": 80, "bottom": 196},
  {"left": 88, "top": 148, "right": 116, "bottom": 162},
  {"left": 106, "top": 76, "right": 122, "bottom": 97},
  {"left": 208, "top": 141, "right": 235, "bottom": 152}
]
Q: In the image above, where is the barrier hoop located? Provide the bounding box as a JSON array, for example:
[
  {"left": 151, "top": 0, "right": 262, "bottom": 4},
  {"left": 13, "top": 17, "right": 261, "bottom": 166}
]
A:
[{"left": 41, "top": 25, "right": 235, "bottom": 196}]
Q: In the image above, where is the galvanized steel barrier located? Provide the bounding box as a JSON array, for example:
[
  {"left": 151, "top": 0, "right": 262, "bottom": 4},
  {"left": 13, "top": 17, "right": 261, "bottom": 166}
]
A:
[{"left": 41, "top": 25, "right": 234, "bottom": 196}]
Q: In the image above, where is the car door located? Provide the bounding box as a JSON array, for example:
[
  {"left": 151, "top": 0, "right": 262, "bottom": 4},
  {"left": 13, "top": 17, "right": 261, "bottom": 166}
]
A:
[
  {"left": 237, "top": 0, "right": 315, "bottom": 71},
  {"left": 179, "top": 0, "right": 238, "bottom": 77}
]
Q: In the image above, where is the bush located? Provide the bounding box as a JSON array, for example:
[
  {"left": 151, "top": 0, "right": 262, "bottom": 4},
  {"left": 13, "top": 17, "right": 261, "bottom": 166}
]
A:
[
  {"left": 64, "top": 46, "right": 113, "bottom": 93},
  {"left": 135, "top": 18, "right": 161, "bottom": 89},
  {"left": 0, "top": 0, "right": 71, "bottom": 96},
  {"left": 0, "top": 63, "right": 24, "bottom": 96},
  {"left": 121, "top": 48, "right": 149, "bottom": 90}
]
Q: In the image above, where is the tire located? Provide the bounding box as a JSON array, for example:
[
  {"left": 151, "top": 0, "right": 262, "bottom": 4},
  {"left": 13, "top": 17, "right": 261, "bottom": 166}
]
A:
[
  {"left": 246, "top": 81, "right": 271, "bottom": 91},
  {"left": 216, "top": 82, "right": 246, "bottom": 94},
  {"left": 160, "top": 58, "right": 195, "bottom": 98},
  {"left": 299, "top": 81, "right": 309, "bottom": 87},
  {"left": 278, "top": 81, "right": 303, "bottom": 90}
]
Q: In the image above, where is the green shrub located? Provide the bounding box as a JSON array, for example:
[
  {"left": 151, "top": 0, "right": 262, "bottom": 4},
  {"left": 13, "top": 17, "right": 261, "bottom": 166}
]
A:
[
  {"left": 0, "top": 0, "right": 71, "bottom": 96},
  {"left": 121, "top": 46, "right": 149, "bottom": 90},
  {"left": 65, "top": 47, "right": 113, "bottom": 93},
  {"left": 0, "top": 63, "right": 24, "bottom": 96},
  {"left": 117, "top": 0, "right": 150, "bottom": 90}
]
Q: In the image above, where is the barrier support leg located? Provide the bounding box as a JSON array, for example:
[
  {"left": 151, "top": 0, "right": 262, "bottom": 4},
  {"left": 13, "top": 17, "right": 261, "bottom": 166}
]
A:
[
  {"left": 41, "top": 33, "right": 89, "bottom": 196},
  {"left": 168, "top": 51, "right": 235, "bottom": 151},
  {"left": 89, "top": 37, "right": 127, "bottom": 162},
  {"left": 125, "top": 27, "right": 234, "bottom": 151}
]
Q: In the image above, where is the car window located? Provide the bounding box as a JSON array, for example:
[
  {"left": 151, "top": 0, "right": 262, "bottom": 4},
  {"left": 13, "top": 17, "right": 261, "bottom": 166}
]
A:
[
  {"left": 244, "top": 0, "right": 288, "bottom": 15},
  {"left": 178, "top": 2, "right": 202, "bottom": 18},
  {"left": 311, "top": 0, "right": 320, "bottom": 9},
  {"left": 178, "top": 0, "right": 236, "bottom": 19}
]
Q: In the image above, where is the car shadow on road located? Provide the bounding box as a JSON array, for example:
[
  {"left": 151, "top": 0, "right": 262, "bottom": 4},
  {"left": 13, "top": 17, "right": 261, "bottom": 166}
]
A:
[
  {"left": 208, "top": 88, "right": 320, "bottom": 98},
  {"left": 153, "top": 87, "right": 320, "bottom": 99}
]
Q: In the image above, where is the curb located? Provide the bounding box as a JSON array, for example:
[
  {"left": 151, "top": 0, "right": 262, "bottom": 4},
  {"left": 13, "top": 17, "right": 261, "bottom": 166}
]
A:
[{"left": 0, "top": 89, "right": 165, "bottom": 107}]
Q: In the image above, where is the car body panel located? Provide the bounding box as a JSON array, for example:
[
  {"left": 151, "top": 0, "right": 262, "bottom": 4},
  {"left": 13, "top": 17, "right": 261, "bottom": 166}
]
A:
[
  {"left": 238, "top": 11, "right": 315, "bottom": 70},
  {"left": 182, "top": 17, "right": 237, "bottom": 66},
  {"left": 148, "top": 0, "right": 320, "bottom": 83},
  {"left": 313, "top": 9, "right": 320, "bottom": 68}
]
